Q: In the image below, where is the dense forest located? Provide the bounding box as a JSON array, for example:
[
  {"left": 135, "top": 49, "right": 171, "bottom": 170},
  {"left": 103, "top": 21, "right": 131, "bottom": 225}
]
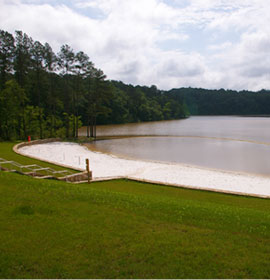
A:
[
  {"left": 0, "top": 29, "right": 189, "bottom": 140},
  {"left": 1, "top": 29, "right": 270, "bottom": 141},
  {"left": 167, "top": 88, "right": 270, "bottom": 115}
]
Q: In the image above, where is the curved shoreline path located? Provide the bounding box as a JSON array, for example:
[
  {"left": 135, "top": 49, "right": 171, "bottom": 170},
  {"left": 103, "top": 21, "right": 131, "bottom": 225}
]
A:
[{"left": 19, "top": 142, "right": 270, "bottom": 198}]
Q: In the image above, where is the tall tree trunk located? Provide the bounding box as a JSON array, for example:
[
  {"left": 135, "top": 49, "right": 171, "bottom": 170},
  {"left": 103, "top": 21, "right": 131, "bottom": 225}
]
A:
[
  {"left": 50, "top": 76, "right": 55, "bottom": 138},
  {"left": 87, "top": 115, "right": 90, "bottom": 138},
  {"left": 72, "top": 114, "right": 75, "bottom": 138},
  {"left": 75, "top": 83, "right": 79, "bottom": 138},
  {"left": 50, "top": 115, "right": 53, "bottom": 138},
  {"left": 72, "top": 91, "right": 76, "bottom": 138},
  {"left": 75, "top": 115, "right": 79, "bottom": 138},
  {"left": 65, "top": 114, "right": 70, "bottom": 138},
  {"left": 94, "top": 116, "right": 97, "bottom": 139},
  {"left": 22, "top": 107, "right": 27, "bottom": 140},
  {"left": 17, "top": 116, "right": 22, "bottom": 139},
  {"left": 0, "top": 123, "right": 2, "bottom": 139},
  {"left": 52, "top": 104, "right": 56, "bottom": 137},
  {"left": 39, "top": 108, "right": 43, "bottom": 139},
  {"left": 5, "top": 118, "right": 9, "bottom": 140},
  {"left": 90, "top": 116, "right": 94, "bottom": 138},
  {"left": 75, "top": 93, "right": 79, "bottom": 138},
  {"left": 36, "top": 69, "right": 43, "bottom": 139}
]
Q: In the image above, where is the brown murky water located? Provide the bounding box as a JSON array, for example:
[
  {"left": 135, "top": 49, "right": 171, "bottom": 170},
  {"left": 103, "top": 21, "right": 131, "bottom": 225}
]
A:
[{"left": 80, "top": 116, "right": 270, "bottom": 176}]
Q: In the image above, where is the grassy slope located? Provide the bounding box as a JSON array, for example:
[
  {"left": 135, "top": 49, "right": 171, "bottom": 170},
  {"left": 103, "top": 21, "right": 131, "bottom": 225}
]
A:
[
  {"left": 0, "top": 170, "right": 269, "bottom": 279},
  {"left": 0, "top": 142, "right": 78, "bottom": 173}
]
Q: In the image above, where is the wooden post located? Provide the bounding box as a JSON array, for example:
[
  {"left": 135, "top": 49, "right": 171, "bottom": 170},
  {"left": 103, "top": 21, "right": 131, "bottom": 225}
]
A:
[{"left": 85, "top": 158, "right": 92, "bottom": 183}]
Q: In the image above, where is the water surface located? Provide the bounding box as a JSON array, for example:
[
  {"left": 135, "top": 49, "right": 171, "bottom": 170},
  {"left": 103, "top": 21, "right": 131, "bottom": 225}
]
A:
[{"left": 81, "top": 116, "right": 270, "bottom": 176}]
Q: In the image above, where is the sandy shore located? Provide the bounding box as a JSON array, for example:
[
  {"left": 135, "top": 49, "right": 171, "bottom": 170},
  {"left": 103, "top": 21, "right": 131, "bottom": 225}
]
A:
[{"left": 19, "top": 142, "right": 270, "bottom": 198}]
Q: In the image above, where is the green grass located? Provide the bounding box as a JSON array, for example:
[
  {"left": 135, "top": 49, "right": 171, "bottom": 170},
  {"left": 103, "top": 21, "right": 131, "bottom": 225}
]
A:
[
  {"left": 0, "top": 142, "right": 78, "bottom": 175},
  {"left": 0, "top": 170, "right": 270, "bottom": 278}
]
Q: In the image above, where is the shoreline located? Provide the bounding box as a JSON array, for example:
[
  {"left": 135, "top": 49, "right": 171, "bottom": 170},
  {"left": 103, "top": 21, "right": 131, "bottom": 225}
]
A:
[
  {"left": 18, "top": 141, "right": 270, "bottom": 198},
  {"left": 85, "top": 139, "right": 270, "bottom": 180}
]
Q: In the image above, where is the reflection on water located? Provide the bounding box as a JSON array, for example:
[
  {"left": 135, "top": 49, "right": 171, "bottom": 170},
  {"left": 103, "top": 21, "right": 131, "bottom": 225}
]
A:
[
  {"left": 80, "top": 116, "right": 270, "bottom": 143},
  {"left": 80, "top": 116, "right": 270, "bottom": 176},
  {"left": 87, "top": 136, "right": 270, "bottom": 176}
]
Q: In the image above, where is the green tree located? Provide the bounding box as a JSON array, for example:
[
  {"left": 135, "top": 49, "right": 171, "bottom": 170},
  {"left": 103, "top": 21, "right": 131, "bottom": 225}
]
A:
[
  {"left": 0, "top": 80, "right": 27, "bottom": 140},
  {"left": 0, "top": 30, "right": 15, "bottom": 89},
  {"left": 84, "top": 69, "right": 112, "bottom": 138},
  {"left": 72, "top": 51, "right": 92, "bottom": 138},
  {"left": 103, "top": 86, "right": 130, "bottom": 124},
  {"left": 44, "top": 42, "right": 61, "bottom": 137},
  {"left": 14, "top": 31, "right": 32, "bottom": 88},
  {"left": 58, "top": 44, "right": 75, "bottom": 138},
  {"left": 30, "top": 40, "right": 46, "bottom": 138}
]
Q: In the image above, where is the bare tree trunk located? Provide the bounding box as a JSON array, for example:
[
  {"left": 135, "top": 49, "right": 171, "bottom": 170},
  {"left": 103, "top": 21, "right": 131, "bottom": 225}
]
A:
[
  {"left": 87, "top": 115, "right": 90, "bottom": 138},
  {"left": 5, "top": 117, "right": 9, "bottom": 140},
  {"left": 50, "top": 115, "right": 53, "bottom": 138},
  {"left": 39, "top": 108, "right": 43, "bottom": 139},
  {"left": 65, "top": 114, "right": 69, "bottom": 138},
  {"left": 36, "top": 69, "right": 43, "bottom": 139},
  {"left": 90, "top": 116, "right": 93, "bottom": 138},
  {"left": 94, "top": 116, "right": 97, "bottom": 139},
  {"left": 22, "top": 107, "right": 27, "bottom": 140},
  {"left": 75, "top": 111, "right": 79, "bottom": 138},
  {"left": 50, "top": 75, "right": 56, "bottom": 138},
  {"left": 52, "top": 102, "right": 57, "bottom": 137},
  {"left": 17, "top": 116, "right": 22, "bottom": 139},
  {"left": 75, "top": 116, "right": 78, "bottom": 138}
]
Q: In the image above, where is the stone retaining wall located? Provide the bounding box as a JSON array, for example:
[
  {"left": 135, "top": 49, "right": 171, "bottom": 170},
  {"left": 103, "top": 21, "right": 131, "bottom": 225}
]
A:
[{"left": 59, "top": 171, "right": 90, "bottom": 183}]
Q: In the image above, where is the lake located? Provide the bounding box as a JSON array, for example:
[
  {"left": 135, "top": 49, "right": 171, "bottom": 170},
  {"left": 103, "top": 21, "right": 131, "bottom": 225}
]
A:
[{"left": 80, "top": 116, "right": 270, "bottom": 176}]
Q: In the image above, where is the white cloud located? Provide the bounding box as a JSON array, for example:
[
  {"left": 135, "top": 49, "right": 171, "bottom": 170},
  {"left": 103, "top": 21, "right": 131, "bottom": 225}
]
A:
[
  {"left": 208, "top": 42, "right": 232, "bottom": 51},
  {"left": 0, "top": 0, "right": 269, "bottom": 91}
]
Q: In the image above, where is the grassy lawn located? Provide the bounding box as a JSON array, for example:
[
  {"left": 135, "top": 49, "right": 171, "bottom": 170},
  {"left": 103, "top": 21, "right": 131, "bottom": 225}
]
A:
[
  {"left": 0, "top": 169, "right": 269, "bottom": 278},
  {"left": 0, "top": 142, "right": 79, "bottom": 175}
]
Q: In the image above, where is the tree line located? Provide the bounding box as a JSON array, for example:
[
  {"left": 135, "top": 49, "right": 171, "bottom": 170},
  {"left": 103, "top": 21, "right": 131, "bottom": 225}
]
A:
[
  {"left": 0, "top": 29, "right": 114, "bottom": 140},
  {"left": 167, "top": 88, "right": 270, "bottom": 115},
  {"left": 2, "top": 29, "right": 269, "bottom": 141},
  {"left": 0, "top": 29, "right": 189, "bottom": 141}
]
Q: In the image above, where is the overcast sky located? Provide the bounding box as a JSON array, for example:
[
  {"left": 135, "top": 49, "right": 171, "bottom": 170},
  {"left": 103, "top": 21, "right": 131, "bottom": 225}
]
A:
[{"left": 1, "top": 0, "right": 270, "bottom": 91}]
